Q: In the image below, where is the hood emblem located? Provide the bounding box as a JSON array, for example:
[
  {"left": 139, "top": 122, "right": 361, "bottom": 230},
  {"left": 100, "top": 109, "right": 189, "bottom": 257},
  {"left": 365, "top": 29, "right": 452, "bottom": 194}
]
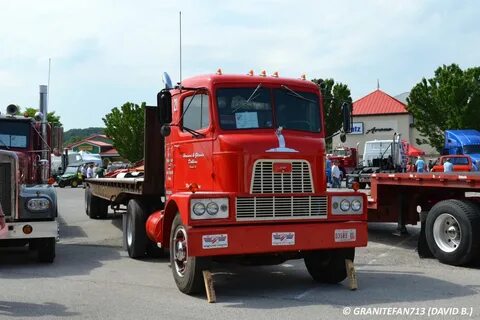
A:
[{"left": 266, "top": 127, "right": 298, "bottom": 153}]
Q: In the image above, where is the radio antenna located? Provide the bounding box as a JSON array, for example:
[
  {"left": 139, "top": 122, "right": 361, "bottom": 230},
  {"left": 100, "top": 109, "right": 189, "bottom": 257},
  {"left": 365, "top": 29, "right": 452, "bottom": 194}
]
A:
[{"left": 179, "top": 11, "right": 182, "bottom": 86}]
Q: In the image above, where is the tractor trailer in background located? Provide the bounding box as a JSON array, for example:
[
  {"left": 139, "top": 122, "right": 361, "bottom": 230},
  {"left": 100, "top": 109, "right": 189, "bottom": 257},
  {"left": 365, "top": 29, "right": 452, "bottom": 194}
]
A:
[
  {"left": 86, "top": 72, "right": 368, "bottom": 294},
  {"left": 0, "top": 86, "right": 58, "bottom": 262},
  {"left": 443, "top": 129, "right": 480, "bottom": 163}
]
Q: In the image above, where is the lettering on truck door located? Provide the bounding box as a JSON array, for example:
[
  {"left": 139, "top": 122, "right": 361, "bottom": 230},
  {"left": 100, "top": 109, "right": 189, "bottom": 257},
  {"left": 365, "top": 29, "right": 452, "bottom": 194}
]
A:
[{"left": 173, "top": 92, "right": 214, "bottom": 192}]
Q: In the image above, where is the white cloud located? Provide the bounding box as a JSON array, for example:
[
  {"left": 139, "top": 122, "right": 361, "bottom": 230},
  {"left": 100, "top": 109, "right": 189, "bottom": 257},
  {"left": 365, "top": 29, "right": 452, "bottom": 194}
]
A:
[{"left": 0, "top": 0, "right": 479, "bottom": 129}]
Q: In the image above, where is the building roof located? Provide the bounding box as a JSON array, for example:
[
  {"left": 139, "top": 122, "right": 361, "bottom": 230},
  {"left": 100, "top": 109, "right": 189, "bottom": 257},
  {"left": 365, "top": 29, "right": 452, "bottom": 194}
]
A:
[
  {"left": 100, "top": 148, "right": 119, "bottom": 156},
  {"left": 68, "top": 139, "right": 111, "bottom": 148},
  {"left": 353, "top": 89, "right": 408, "bottom": 116}
]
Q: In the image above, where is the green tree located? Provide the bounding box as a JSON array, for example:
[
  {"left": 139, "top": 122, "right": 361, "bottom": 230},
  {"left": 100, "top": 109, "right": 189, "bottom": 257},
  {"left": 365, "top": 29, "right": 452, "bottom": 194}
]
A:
[
  {"left": 311, "top": 78, "right": 353, "bottom": 147},
  {"left": 103, "top": 102, "right": 145, "bottom": 162},
  {"left": 23, "top": 107, "right": 62, "bottom": 127},
  {"left": 407, "top": 64, "right": 480, "bottom": 152}
]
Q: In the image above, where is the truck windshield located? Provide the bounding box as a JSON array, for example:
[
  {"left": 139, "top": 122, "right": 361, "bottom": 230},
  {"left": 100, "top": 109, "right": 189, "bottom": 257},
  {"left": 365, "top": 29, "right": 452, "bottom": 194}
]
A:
[
  {"left": 463, "top": 145, "right": 480, "bottom": 154},
  {"left": 0, "top": 120, "right": 30, "bottom": 149},
  {"left": 216, "top": 87, "right": 321, "bottom": 132}
]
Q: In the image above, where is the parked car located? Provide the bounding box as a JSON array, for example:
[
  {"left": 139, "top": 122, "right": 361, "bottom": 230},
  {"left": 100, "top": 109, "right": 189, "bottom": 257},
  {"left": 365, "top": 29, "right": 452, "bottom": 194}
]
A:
[
  {"left": 57, "top": 161, "right": 86, "bottom": 188},
  {"left": 431, "top": 155, "right": 475, "bottom": 172}
]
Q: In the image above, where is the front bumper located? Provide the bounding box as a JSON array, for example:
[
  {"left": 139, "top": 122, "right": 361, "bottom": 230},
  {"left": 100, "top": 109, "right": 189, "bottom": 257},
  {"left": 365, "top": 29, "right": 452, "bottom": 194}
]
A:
[
  {"left": 188, "top": 221, "right": 367, "bottom": 257},
  {"left": 0, "top": 220, "right": 58, "bottom": 240}
]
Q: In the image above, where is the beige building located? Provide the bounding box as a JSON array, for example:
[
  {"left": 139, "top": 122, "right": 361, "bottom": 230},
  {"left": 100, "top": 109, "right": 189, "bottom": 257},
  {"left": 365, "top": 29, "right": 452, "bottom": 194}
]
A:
[{"left": 332, "top": 89, "right": 437, "bottom": 159}]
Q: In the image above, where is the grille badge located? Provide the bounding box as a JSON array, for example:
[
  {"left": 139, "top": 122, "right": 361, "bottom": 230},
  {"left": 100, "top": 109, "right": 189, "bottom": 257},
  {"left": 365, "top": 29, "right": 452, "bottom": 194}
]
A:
[{"left": 273, "top": 163, "right": 292, "bottom": 173}]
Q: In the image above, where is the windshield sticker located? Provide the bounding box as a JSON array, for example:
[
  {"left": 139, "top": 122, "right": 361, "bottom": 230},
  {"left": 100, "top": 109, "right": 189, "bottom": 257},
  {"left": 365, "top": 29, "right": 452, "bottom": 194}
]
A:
[{"left": 235, "top": 112, "right": 259, "bottom": 129}]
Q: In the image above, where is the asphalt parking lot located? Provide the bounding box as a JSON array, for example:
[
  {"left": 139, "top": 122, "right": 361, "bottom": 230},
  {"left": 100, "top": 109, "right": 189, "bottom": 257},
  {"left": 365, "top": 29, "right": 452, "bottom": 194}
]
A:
[{"left": 1, "top": 187, "right": 479, "bottom": 320}]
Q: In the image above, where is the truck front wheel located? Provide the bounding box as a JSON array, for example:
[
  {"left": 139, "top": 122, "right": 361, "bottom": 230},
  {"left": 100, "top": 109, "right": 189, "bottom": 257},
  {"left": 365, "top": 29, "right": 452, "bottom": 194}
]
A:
[
  {"left": 304, "top": 248, "right": 354, "bottom": 284},
  {"left": 37, "top": 237, "right": 56, "bottom": 263},
  {"left": 426, "top": 199, "right": 480, "bottom": 266},
  {"left": 170, "top": 213, "right": 207, "bottom": 294}
]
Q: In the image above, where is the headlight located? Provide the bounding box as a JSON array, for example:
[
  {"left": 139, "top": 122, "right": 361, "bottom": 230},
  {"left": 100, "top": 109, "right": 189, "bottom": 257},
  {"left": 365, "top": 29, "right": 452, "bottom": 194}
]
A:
[
  {"left": 351, "top": 199, "right": 362, "bottom": 211},
  {"left": 340, "top": 200, "right": 351, "bottom": 211},
  {"left": 192, "top": 203, "right": 206, "bottom": 216},
  {"left": 331, "top": 196, "right": 363, "bottom": 215},
  {"left": 206, "top": 202, "right": 219, "bottom": 215},
  {"left": 191, "top": 198, "right": 229, "bottom": 220},
  {"left": 27, "top": 198, "right": 50, "bottom": 211}
]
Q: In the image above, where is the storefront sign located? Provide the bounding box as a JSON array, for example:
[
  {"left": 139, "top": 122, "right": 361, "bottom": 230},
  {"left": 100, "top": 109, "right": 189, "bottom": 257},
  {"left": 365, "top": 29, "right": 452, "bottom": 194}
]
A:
[
  {"left": 365, "top": 127, "right": 393, "bottom": 134},
  {"left": 350, "top": 122, "right": 364, "bottom": 135}
]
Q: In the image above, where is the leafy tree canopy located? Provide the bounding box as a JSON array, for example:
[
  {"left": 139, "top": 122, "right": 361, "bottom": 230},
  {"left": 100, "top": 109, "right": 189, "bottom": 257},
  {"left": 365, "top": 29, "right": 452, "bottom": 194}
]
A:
[
  {"left": 103, "top": 102, "right": 145, "bottom": 162},
  {"left": 407, "top": 64, "right": 480, "bottom": 152},
  {"left": 23, "top": 107, "right": 62, "bottom": 127},
  {"left": 311, "top": 78, "right": 353, "bottom": 147}
]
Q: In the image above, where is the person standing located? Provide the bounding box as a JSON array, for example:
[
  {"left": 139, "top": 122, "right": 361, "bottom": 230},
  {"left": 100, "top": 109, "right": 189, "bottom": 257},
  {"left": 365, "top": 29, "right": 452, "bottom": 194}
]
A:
[
  {"left": 86, "top": 163, "right": 94, "bottom": 179},
  {"left": 415, "top": 156, "right": 425, "bottom": 173},
  {"left": 444, "top": 158, "right": 453, "bottom": 172},
  {"left": 332, "top": 160, "right": 341, "bottom": 188}
]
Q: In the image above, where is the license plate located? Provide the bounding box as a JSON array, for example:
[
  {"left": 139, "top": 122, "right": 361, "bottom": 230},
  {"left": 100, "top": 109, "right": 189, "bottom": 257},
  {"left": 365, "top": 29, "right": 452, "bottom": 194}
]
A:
[
  {"left": 272, "top": 232, "right": 295, "bottom": 246},
  {"left": 335, "top": 229, "right": 356, "bottom": 242}
]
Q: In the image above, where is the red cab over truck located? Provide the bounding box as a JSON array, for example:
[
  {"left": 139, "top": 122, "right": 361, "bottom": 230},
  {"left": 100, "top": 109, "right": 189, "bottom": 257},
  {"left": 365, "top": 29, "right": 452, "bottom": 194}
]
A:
[
  {"left": 85, "top": 72, "right": 367, "bottom": 294},
  {"left": 0, "top": 86, "right": 58, "bottom": 262},
  {"left": 327, "top": 146, "right": 358, "bottom": 176}
]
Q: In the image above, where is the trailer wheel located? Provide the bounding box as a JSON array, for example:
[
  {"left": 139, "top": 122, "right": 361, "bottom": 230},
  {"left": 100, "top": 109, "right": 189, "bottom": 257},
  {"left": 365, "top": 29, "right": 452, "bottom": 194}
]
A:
[
  {"left": 426, "top": 200, "right": 480, "bottom": 266},
  {"left": 125, "top": 199, "right": 148, "bottom": 258},
  {"left": 85, "top": 187, "right": 91, "bottom": 215},
  {"left": 304, "top": 248, "right": 354, "bottom": 284},
  {"left": 37, "top": 237, "right": 56, "bottom": 263},
  {"left": 170, "top": 213, "right": 207, "bottom": 294}
]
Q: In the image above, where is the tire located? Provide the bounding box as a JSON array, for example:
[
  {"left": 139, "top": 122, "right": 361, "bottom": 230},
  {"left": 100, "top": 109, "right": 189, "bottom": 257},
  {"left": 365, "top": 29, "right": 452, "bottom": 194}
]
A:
[
  {"left": 58, "top": 180, "right": 65, "bottom": 188},
  {"left": 85, "top": 187, "right": 92, "bottom": 216},
  {"left": 125, "top": 199, "right": 148, "bottom": 258},
  {"left": 37, "top": 237, "right": 56, "bottom": 263},
  {"left": 304, "top": 248, "right": 355, "bottom": 284},
  {"left": 71, "top": 179, "right": 78, "bottom": 188},
  {"left": 170, "top": 213, "right": 207, "bottom": 294},
  {"left": 89, "top": 193, "right": 109, "bottom": 219},
  {"left": 425, "top": 199, "right": 480, "bottom": 266}
]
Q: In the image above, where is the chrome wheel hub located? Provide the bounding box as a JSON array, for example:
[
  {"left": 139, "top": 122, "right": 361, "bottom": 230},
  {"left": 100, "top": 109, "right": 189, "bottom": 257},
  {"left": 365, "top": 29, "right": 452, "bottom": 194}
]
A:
[{"left": 433, "top": 213, "right": 461, "bottom": 253}]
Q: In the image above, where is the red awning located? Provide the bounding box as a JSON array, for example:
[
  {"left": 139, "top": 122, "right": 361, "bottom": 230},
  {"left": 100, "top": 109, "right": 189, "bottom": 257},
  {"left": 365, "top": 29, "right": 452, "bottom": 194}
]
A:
[{"left": 408, "top": 145, "right": 425, "bottom": 157}]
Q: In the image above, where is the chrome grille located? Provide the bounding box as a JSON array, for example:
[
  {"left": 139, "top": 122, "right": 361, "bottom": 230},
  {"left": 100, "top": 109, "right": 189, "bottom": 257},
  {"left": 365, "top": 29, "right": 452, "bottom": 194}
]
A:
[
  {"left": 236, "top": 196, "right": 327, "bottom": 220},
  {"left": 251, "top": 160, "right": 313, "bottom": 194}
]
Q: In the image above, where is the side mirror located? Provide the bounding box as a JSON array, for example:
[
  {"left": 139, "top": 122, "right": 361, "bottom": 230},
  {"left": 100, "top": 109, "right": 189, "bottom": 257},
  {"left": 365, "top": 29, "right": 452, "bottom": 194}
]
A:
[
  {"left": 342, "top": 102, "right": 352, "bottom": 133},
  {"left": 157, "top": 89, "right": 172, "bottom": 125},
  {"left": 340, "top": 131, "right": 346, "bottom": 143},
  {"left": 160, "top": 125, "right": 171, "bottom": 137}
]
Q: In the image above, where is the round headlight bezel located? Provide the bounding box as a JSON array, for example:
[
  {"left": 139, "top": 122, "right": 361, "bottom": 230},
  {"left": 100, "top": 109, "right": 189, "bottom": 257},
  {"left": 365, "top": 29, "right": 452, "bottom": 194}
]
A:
[
  {"left": 192, "top": 202, "right": 206, "bottom": 216},
  {"left": 340, "top": 199, "right": 351, "bottom": 212},
  {"left": 351, "top": 199, "right": 362, "bottom": 211},
  {"left": 206, "top": 202, "right": 219, "bottom": 215}
]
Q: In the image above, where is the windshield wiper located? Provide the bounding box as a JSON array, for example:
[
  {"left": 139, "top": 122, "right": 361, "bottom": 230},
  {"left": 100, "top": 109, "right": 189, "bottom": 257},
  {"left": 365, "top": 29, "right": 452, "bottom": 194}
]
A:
[
  {"left": 180, "top": 126, "right": 206, "bottom": 138},
  {"left": 231, "top": 84, "right": 262, "bottom": 113},
  {"left": 281, "top": 85, "right": 315, "bottom": 103},
  {"left": 0, "top": 139, "right": 10, "bottom": 150}
]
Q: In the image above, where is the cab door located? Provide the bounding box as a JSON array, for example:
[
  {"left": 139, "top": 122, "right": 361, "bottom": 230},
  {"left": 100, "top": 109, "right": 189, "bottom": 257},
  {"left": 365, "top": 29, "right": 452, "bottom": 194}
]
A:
[{"left": 172, "top": 92, "right": 214, "bottom": 192}]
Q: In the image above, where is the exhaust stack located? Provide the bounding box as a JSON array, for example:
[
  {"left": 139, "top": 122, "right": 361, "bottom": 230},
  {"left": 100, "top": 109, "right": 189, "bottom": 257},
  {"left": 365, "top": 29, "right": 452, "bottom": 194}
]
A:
[{"left": 39, "top": 85, "right": 49, "bottom": 184}]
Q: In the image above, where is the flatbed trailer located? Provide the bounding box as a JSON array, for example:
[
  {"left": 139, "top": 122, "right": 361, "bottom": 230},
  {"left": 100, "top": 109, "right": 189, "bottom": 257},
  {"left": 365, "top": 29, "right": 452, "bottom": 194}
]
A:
[{"left": 367, "top": 172, "right": 480, "bottom": 265}]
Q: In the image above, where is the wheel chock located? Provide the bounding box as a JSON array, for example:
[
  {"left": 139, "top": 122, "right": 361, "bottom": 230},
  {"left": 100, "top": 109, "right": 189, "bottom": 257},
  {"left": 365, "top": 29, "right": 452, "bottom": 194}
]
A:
[
  {"left": 203, "top": 270, "right": 216, "bottom": 303},
  {"left": 345, "top": 259, "right": 358, "bottom": 290}
]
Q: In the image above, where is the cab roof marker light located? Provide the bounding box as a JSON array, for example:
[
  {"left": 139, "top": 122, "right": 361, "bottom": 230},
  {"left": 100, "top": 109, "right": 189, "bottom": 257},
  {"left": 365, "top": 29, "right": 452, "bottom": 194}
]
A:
[
  {"left": 260, "top": 70, "right": 267, "bottom": 77},
  {"left": 216, "top": 68, "right": 223, "bottom": 75},
  {"left": 300, "top": 74, "right": 307, "bottom": 80},
  {"left": 271, "top": 71, "right": 279, "bottom": 78},
  {"left": 247, "top": 70, "right": 254, "bottom": 76}
]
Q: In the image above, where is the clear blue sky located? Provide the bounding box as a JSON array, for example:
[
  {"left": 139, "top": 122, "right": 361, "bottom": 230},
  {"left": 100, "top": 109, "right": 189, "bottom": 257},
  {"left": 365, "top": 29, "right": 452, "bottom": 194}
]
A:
[{"left": 0, "top": 0, "right": 478, "bottom": 130}]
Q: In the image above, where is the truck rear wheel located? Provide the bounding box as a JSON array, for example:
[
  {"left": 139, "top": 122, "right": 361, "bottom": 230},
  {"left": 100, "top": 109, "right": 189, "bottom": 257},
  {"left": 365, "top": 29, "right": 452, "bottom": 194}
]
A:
[
  {"left": 426, "top": 200, "right": 480, "bottom": 266},
  {"left": 125, "top": 199, "right": 148, "bottom": 258},
  {"left": 170, "top": 213, "right": 207, "bottom": 294},
  {"left": 304, "top": 248, "right": 354, "bottom": 284},
  {"left": 86, "top": 187, "right": 109, "bottom": 219},
  {"left": 37, "top": 237, "right": 56, "bottom": 263}
]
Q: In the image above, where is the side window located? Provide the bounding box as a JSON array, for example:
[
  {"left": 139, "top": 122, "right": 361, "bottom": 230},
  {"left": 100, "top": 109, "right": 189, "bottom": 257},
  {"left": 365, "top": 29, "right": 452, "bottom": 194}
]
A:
[{"left": 182, "top": 94, "right": 210, "bottom": 131}]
